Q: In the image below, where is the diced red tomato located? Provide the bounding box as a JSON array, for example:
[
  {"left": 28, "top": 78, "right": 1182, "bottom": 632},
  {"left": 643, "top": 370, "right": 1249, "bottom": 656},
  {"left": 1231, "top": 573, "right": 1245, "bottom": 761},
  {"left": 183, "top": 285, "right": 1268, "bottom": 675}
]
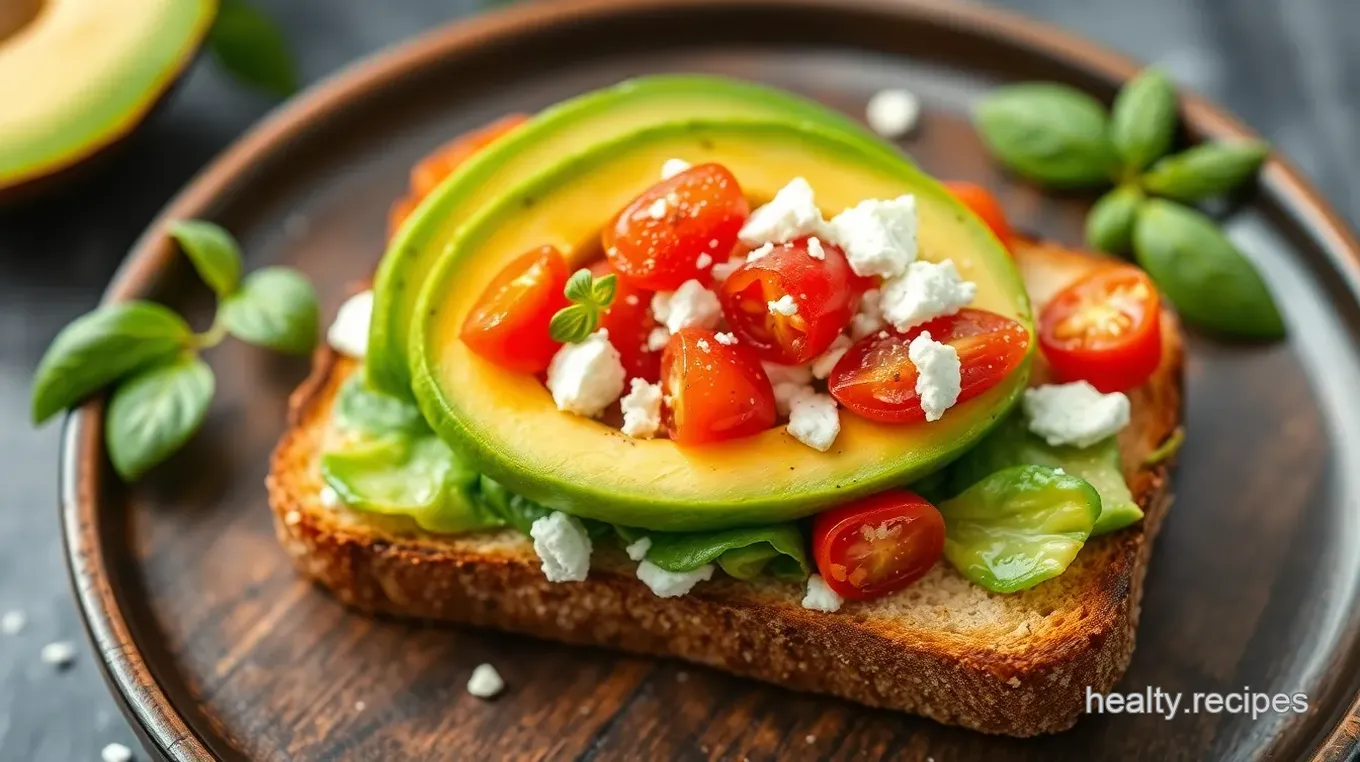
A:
[
  {"left": 719, "top": 237, "right": 863, "bottom": 364},
  {"left": 591, "top": 260, "right": 661, "bottom": 383},
  {"left": 1038, "top": 266, "right": 1162, "bottom": 392},
  {"left": 944, "top": 181, "right": 1014, "bottom": 244},
  {"left": 812, "top": 490, "right": 946, "bottom": 600},
  {"left": 829, "top": 309, "right": 1030, "bottom": 423},
  {"left": 660, "top": 328, "right": 776, "bottom": 445},
  {"left": 460, "top": 246, "right": 570, "bottom": 373},
  {"left": 602, "top": 163, "right": 749, "bottom": 291}
]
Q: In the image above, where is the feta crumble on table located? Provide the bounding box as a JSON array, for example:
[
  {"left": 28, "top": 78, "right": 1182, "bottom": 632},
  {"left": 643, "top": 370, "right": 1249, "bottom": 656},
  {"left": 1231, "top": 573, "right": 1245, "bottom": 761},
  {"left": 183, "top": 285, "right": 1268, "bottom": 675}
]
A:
[
  {"left": 710, "top": 256, "right": 746, "bottom": 281},
  {"left": 327, "top": 289, "right": 374, "bottom": 359},
  {"left": 849, "top": 288, "right": 886, "bottom": 339},
  {"left": 806, "top": 236, "right": 826, "bottom": 260},
  {"left": 101, "top": 743, "right": 134, "bottom": 762},
  {"left": 625, "top": 536, "right": 652, "bottom": 562},
  {"left": 865, "top": 88, "right": 921, "bottom": 139},
  {"left": 1, "top": 610, "right": 25, "bottom": 635},
  {"left": 801, "top": 574, "right": 844, "bottom": 612},
  {"left": 811, "top": 334, "right": 853, "bottom": 379},
  {"left": 908, "top": 331, "right": 961, "bottom": 422},
  {"left": 651, "top": 280, "right": 722, "bottom": 333},
  {"left": 636, "top": 560, "right": 714, "bottom": 598},
  {"left": 768, "top": 294, "right": 799, "bottom": 316},
  {"left": 787, "top": 392, "right": 840, "bottom": 452},
  {"left": 739, "top": 177, "right": 827, "bottom": 245},
  {"left": 41, "top": 640, "right": 76, "bottom": 668},
  {"left": 1023, "top": 381, "right": 1131, "bottom": 448},
  {"left": 714, "top": 331, "right": 738, "bottom": 346},
  {"left": 646, "top": 326, "right": 671, "bottom": 352},
  {"left": 828, "top": 195, "right": 918, "bottom": 279},
  {"left": 546, "top": 329, "right": 626, "bottom": 418},
  {"left": 879, "top": 259, "right": 976, "bottom": 331},
  {"left": 467, "top": 663, "right": 505, "bottom": 698},
  {"left": 620, "top": 378, "right": 663, "bottom": 439},
  {"left": 530, "top": 511, "right": 593, "bottom": 582},
  {"left": 661, "top": 157, "right": 692, "bottom": 179}
]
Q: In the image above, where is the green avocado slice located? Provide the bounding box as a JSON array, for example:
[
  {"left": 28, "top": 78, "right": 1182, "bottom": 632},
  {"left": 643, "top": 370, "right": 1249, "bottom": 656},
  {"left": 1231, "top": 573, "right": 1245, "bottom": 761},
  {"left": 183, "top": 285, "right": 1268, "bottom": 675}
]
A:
[
  {"left": 411, "top": 118, "right": 1032, "bottom": 532},
  {"left": 366, "top": 74, "right": 895, "bottom": 396},
  {"left": 0, "top": 0, "right": 216, "bottom": 192}
]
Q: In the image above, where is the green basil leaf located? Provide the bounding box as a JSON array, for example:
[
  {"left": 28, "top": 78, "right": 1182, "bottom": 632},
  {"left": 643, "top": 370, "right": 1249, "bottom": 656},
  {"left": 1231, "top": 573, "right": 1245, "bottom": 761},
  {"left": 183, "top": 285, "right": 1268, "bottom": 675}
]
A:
[
  {"left": 31, "top": 301, "right": 193, "bottom": 424},
  {"left": 477, "top": 475, "right": 552, "bottom": 535},
  {"left": 548, "top": 304, "right": 598, "bottom": 344},
  {"left": 332, "top": 375, "right": 428, "bottom": 437},
  {"left": 1141, "top": 140, "right": 1271, "bottom": 202},
  {"left": 1110, "top": 68, "right": 1178, "bottom": 172},
  {"left": 208, "top": 0, "right": 299, "bottom": 97},
  {"left": 105, "top": 356, "right": 215, "bottom": 481},
  {"left": 563, "top": 268, "right": 595, "bottom": 303},
  {"left": 168, "top": 220, "right": 243, "bottom": 297},
  {"left": 642, "top": 524, "right": 810, "bottom": 579},
  {"left": 220, "top": 267, "right": 319, "bottom": 354},
  {"left": 974, "top": 83, "right": 1116, "bottom": 188},
  {"left": 1133, "top": 200, "right": 1284, "bottom": 338},
  {"left": 591, "top": 273, "right": 617, "bottom": 308},
  {"left": 940, "top": 465, "right": 1100, "bottom": 593},
  {"left": 1085, "top": 184, "right": 1144, "bottom": 255}
]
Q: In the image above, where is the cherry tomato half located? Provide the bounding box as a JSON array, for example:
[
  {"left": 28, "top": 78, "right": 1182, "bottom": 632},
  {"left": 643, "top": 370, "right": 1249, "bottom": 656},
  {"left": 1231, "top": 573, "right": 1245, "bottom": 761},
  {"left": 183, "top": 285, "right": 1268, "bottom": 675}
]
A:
[
  {"left": 603, "top": 163, "right": 750, "bottom": 291},
  {"left": 829, "top": 308, "right": 1030, "bottom": 423},
  {"left": 1038, "top": 266, "right": 1162, "bottom": 392},
  {"left": 591, "top": 260, "right": 662, "bottom": 383},
  {"left": 944, "top": 181, "right": 1014, "bottom": 244},
  {"left": 661, "top": 328, "right": 776, "bottom": 445},
  {"left": 719, "top": 237, "right": 862, "bottom": 364},
  {"left": 460, "top": 246, "right": 570, "bottom": 374},
  {"left": 812, "top": 490, "right": 946, "bottom": 600}
]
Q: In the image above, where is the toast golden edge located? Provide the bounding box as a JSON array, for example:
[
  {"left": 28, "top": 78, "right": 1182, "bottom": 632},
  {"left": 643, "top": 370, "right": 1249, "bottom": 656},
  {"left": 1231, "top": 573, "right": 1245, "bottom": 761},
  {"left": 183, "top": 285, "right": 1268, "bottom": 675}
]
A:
[{"left": 265, "top": 242, "right": 1184, "bottom": 737}]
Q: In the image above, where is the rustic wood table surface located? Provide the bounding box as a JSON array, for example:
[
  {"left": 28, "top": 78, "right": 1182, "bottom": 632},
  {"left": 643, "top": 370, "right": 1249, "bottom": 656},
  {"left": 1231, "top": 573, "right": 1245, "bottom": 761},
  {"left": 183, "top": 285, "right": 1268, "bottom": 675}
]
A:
[{"left": 1, "top": 0, "right": 1357, "bottom": 759}]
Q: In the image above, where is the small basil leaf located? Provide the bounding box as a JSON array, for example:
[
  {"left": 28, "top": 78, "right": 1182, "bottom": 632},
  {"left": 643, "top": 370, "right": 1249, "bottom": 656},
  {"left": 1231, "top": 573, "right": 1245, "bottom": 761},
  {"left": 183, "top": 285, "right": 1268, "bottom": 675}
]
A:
[
  {"left": 105, "top": 356, "right": 215, "bottom": 480},
  {"left": 1110, "top": 67, "right": 1178, "bottom": 172},
  {"left": 974, "top": 83, "right": 1117, "bottom": 188},
  {"left": 208, "top": 0, "right": 299, "bottom": 97},
  {"left": 563, "top": 268, "right": 595, "bottom": 303},
  {"left": 1085, "top": 184, "right": 1144, "bottom": 254},
  {"left": 220, "top": 267, "right": 319, "bottom": 354},
  {"left": 643, "top": 524, "right": 811, "bottom": 579},
  {"left": 1141, "top": 140, "right": 1271, "bottom": 202},
  {"left": 168, "top": 220, "right": 243, "bottom": 297},
  {"left": 477, "top": 475, "right": 552, "bottom": 534},
  {"left": 32, "top": 301, "right": 193, "bottom": 424},
  {"left": 591, "top": 273, "right": 617, "bottom": 308},
  {"left": 548, "top": 304, "right": 598, "bottom": 344},
  {"left": 1133, "top": 200, "right": 1284, "bottom": 338}
]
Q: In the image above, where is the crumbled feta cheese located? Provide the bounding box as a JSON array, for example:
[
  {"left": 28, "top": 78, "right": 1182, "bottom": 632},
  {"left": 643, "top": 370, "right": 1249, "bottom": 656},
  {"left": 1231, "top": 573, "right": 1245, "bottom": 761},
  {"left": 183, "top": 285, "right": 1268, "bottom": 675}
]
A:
[
  {"left": 787, "top": 392, "right": 840, "bottom": 451},
  {"left": 644, "top": 197, "right": 668, "bottom": 220},
  {"left": 811, "top": 334, "right": 853, "bottom": 379},
  {"left": 624, "top": 294, "right": 639, "bottom": 306},
  {"left": 636, "top": 560, "right": 714, "bottom": 598},
  {"left": 768, "top": 294, "right": 799, "bottom": 316},
  {"left": 866, "top": 88, "right": 921, "bottom": 139},
  {"left": 41, "top": 640, "right": 76, "bottom": 668},
  {"left": 762, "top": 362, "right": 814, "bottom": 387},
  {"left": 101, "top": 743, "right": 133, "bottom": 762},
  {"left": 1023, "top": 381, "right": 1131, "bottom": 448},
  {"left": 879, "top": 259, "right": 977, "bottom": 331},
  {"left": 646, "top": 327, "right": 671, "bottom": 351},
  {"left": 319, "top": 485, "right": 341, "bottom": 508},
  {"left": 621, "top": 379, "right": 663, "bottom": 439},
  {"left": 806, "top": 236, "right": 826, "bottom": 260},
  {"left": 695, "top": 252, "right": 713, "bottom": 269},
  {"left": 625, "top": 536, "right": 652, "bottom": 562},
  {"left": 739, "top": 178, "right": 827, "bottom": 245},
  {"left": 850, "top": 289, "right": 886, "bottom": 339},
  {"left": 714, "top": 332, "right": 738, "bottom": 346},
  {"left": 745, "top": 242, "right": 775, "bottom": 262},
  {"left": 651, "top": 280, "right": 722, "bottom": 333},
  {"left": 773, "top": 382, "right": 815, "bottom": 417},
  {"left": 546, "top": 330, "right": 626, "bottom": 418},
  {"left": 710, "top": 256, "right": 745, "bottom": 281},
  {"left": 908, "top": 331, "right": 961, "bottom": 422},
  {"left": 696, "top": 338, "right": 711, "bottom": 351},
  {"left": 801, "top": 574, "right": 844, "bottom": 612},
  {"left": 529, "top": 512, "right": 593, "bottom": 582},
  {"left": 466, "top": 663, "right": 505, "bottom": 698},
  {"left": 327, "top": 290, "right": 373, "bottom": 359},
  {"left": 829, "top": 195, "right": 918, "bottom": 278},
  {"left": 1, "top": 610, "right": 25, "bottom": 635},
  {"left": 661, "top": 158, "right": 692, "bottom": 179}
]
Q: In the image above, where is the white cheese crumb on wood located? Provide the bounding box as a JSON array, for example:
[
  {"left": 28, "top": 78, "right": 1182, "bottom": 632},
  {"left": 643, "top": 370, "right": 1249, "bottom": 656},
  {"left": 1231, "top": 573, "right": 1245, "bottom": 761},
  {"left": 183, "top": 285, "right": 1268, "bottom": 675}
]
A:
[
  {"left": 866, "top": 88, "right": 922, "bottom": 138},
  {"left": 467, "top": 663, "right": 505, "bottom": 698}
]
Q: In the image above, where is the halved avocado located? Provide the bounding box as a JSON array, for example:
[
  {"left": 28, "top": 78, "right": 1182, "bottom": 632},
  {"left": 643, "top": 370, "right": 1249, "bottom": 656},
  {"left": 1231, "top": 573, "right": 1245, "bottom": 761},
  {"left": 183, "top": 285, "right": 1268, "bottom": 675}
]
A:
[
  {"left": 411, "top": 119, "right": 1033, "bottom": 532},
  {"left": 367, "top": 75, "right": 894, "bottom": 396},
  {"left": 0, "top": 0, "right": 216, "bottom": 196}
]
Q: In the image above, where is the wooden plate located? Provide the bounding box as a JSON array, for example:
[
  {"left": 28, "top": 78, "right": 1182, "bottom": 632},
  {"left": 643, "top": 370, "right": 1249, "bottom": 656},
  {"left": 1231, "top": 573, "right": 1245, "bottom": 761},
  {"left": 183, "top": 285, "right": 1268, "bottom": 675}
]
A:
[{"left": 60, "top": 0, "right": 1360, "bottom": 759}]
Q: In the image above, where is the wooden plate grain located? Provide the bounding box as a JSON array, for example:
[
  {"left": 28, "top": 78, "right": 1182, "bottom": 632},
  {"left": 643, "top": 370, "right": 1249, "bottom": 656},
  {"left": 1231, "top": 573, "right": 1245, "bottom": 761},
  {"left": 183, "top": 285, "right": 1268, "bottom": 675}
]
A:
[{"left": 60, "top": 0, "right": 1360, "bottom": 759}]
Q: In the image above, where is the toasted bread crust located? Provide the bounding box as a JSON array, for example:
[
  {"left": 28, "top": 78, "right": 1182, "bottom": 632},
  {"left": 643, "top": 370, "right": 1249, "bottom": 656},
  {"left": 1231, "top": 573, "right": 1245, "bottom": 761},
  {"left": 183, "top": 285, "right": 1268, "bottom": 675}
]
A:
[{"left": 267, "top": 245, "right": 1182, "bottom": 736}]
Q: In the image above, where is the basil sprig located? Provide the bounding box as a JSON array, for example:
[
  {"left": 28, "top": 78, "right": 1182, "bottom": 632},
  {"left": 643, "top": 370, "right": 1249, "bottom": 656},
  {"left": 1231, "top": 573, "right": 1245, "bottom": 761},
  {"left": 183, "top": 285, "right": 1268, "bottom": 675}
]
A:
[
  {"left": 208, "top": 0, "right": 299, "bottom": 97},
  {"left": 548, "top": 268, "right": 618, "bottom": 344},
  {"left": 31, "top": 221, "right": 320, "bottom": 481},
  {"left": 974, "top": 67, "right": 1282, "bottom": 339}
]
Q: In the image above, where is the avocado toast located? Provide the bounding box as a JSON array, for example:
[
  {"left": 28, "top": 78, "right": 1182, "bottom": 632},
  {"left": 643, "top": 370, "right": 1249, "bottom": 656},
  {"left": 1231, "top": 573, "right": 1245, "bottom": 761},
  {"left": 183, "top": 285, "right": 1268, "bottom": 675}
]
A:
[{"left": 266, "top": 76, "right": 1183, "bottom": 737}]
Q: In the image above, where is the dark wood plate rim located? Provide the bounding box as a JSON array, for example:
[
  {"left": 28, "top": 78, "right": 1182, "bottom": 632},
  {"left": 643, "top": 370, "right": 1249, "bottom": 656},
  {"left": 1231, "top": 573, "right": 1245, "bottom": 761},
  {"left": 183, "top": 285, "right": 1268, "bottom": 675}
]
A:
[{"left": 56, "top": 0, "right": 1360, "bottom": 759}]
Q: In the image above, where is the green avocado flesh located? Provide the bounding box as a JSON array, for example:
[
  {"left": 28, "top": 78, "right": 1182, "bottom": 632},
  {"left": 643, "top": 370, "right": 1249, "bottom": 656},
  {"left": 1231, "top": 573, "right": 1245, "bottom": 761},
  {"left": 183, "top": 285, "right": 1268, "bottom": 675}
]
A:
[
  {"left": 408, "top": 118, "right": 1032, "bottom": 532},
  {"left": 365, "top": 74, "right": 893, "bottom": 397},
  {"left": 0, "top": 0, "right": 216, "bottom": 190}
]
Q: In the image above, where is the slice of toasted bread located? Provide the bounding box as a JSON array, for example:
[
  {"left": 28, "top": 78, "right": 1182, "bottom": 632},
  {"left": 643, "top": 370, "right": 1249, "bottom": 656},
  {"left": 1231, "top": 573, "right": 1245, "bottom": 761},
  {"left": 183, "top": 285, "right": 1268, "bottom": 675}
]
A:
[{"left": 267, "top": 242, "right": 1182, "bottom": 737}]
